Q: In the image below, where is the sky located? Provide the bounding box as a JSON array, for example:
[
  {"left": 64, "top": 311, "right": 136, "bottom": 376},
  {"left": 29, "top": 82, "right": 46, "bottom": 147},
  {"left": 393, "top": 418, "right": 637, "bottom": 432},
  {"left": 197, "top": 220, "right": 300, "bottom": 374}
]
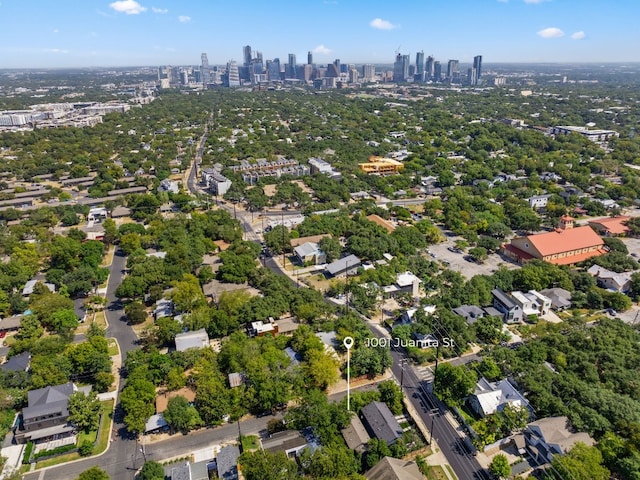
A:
[{"left": 0, "top": 0, "right": 639, "bottom": 68}]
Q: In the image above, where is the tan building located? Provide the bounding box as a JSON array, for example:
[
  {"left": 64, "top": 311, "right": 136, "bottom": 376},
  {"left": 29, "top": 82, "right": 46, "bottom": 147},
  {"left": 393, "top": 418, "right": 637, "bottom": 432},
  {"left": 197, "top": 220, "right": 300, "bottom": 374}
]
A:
[
  {"left": 503, "top": 216, "right": 606, "bottom": 265},
  {"left": 358, "top": 156, "right": 404, "bottom": 175}
]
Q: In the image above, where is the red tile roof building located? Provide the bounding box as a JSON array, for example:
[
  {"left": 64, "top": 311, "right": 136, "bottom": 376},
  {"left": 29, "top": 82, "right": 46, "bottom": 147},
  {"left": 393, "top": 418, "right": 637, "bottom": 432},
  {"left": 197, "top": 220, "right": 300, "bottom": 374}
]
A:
[
  {"left": 503, "top": 219, "right": 607, "bottom": 265},
  {"left": 587, "top": 216, "right": 630, "bottom": 236}
]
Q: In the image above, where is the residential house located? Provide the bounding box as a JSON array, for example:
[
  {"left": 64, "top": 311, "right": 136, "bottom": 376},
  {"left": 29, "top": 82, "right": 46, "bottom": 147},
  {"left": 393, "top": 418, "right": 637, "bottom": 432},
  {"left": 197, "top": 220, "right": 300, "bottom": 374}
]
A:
[
  {"left": 1, "top": 351, "right": 30, "bottom": 373},
  {"left": 341, "top": 416, "right": 371, "bottom": 454},
  {"left": 293, "top": 242, "right": 326, "bottom": 265},
  {"left": 15, "top": 382, "right": 90, "bottom": 444},
  {"left": 587, "top": 265, "right": 634, "bottom": 293},
  {"left": 397, "top": 305, "right": 437, "bottom": 325},
  {"left": 154, "top": 298, "right": 173, "bottom": 320},
  {"left": 169, "top": 461, "right": 209, "bottom": 480},
  {"left": 249, "top": 318, "right": 278, "bottom": 337},
  {"left": 216, "top": 445, "right": 240, "bottom": 480},
  {"left": 361, "top": 401, "right": 404, "bottom": 446},
  {"left": 510, "top": 290, "right": 551, "bottom": 318},
  {"left": 528, "top": 194, "right": 551, "bottom": 209},
  {"left": 491, "top": 288, "right": 523, "bottom": 324},
  {"left": 539, "top": 288, "right": 572, "bottom": 311},
  {"left": 0, "top": 314, "right": 22, "bottom": 333},
  {"left": 364, "top": 456, "right": 422, "bottom": 480},
  {"left": 174, "top": 329, "right": 209, "bottom": 352},
  {"left": 228, "top": 372, "right": 245, "bottom": 388},
  {"left": 452, "top": 305, "right": 485, "bottom": 325},
  {"left": 262, "top": 430, "right": 309, "bottom": 458},
  {"left": 22, "top": 279, "right": 56, "bottom": 297},
  {"left": 525, "top": 416, "right": 594, "bottom": 465},
  {"left": 144, "top": 413, "right": 168, "bottom": 434},
  {"left": 468, "top": 377, "right": 532, "bottom": 418},
  {"left": 158, "top": 179, "right": 179, "bottom": 194},
  {"left": 290, "top": 234, "right": 331, "bottom": 248},
  {"left": 325, "top": 254, "right": 361, "bottom": 277},
  {"left": 503, "top": 217, "right": 606, "bottom": 265},
  {"left": 87, "top": 207, "right": 108, "bottom": 222},
  {"left": 382, "top": 271, "right": 421, "bottom": 298},
  {"left": 594, "top": 198, "right": 619, "bottom": 210},
  {"left": 588, "top": 216, "right": 630, "bottom": 236}
]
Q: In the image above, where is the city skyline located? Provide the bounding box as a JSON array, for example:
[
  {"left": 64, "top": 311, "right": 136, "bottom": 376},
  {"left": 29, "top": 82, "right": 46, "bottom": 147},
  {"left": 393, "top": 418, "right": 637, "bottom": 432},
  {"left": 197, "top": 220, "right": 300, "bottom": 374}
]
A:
[{"left": 0, "top": 0, "right": 639, "bottom": 68}]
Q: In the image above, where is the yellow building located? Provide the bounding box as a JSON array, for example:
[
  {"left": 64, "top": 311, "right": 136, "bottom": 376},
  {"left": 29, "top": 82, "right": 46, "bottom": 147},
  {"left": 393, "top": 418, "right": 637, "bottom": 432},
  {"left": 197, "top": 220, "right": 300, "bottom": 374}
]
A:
[{"left": 358, "top": 156, "right": 404, "bottom": 174}]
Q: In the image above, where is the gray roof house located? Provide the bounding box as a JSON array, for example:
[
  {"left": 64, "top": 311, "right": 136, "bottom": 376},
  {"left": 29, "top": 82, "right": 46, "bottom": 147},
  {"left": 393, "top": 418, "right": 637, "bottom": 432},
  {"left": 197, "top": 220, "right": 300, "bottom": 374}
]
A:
[
  {"left": 175, "top": 329, "right": 209, "bottom": 352},
  {"left": 294, "top": 242, "right": 326, "bottom": 265},
  {"left": 1, "top": 351, "right": 30, "bottom": 372},
  {"left": 452, "top": 305, "right": 485, "bottom": 325},
  {"left": 469, "top": 377, "right": 532, "bottom": 418},
  {"left": 16, "top": 382, "right": 90, "bottom": 443},
  {"left": 361, "top": 401, "right": 404, "bottom": 446},
  {"left": 491, "top": 288, "right": 523, "bottom": 324},
  {"left": 587, "top": 264, "right": 634, "bottom": 293},
  {"left": 525, "top": 416, "right": 594, "bottom": 465},
  {"left": 262, "top": 430, "right": 309, "bottom": 458},
  {"left": 539, "top": 288, "right": 572, "bottom": 310},
  {"left": 326, "top": 254, "right": 361, "bottom": 277},
  {"left": 216, "top": 445, "right": 240, "bottom": 480},
  {"left": 341, "top": 415, "right": 371, "bottom": 454},
  {"left": 364, "top": 456, "right": 422, "bottom": 480}
]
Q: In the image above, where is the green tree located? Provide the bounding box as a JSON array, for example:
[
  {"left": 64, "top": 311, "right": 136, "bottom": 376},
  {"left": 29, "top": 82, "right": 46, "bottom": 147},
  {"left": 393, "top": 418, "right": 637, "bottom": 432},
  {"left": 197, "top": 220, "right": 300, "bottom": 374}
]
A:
[
  {"left": 318, "top": 236, "right": 341, "bottom": 263},
  {"left": 264, "top": 225, "right": 291, "bottom": 255},
  {"left": 303, "top": 349, "right": 339, "bottom": 390},
  {"left": 378, "top": 380, "right": 404, "bottom": 415},
  {"left": 163, "top": 395, "right": 202, "bottom": 432},
  {"left": 171, "top": 274, "right": 206, "bottom": 313},
  {"left": 489, "top": 453, "right": 510, "bottom": 479},
  {"left": 239, "top": 450, "right": 300, "bottom": 480},
  {"left": 76, "top": 466, "right": 109, "bottom": 480},
  {"left": 551, "top": 442, "right": 610, "bottom": 480},
  {"left": 125, "top": 301, "right": 147, "bottom": 325},
  {"left": 138, "top": 461, "right": 165, "bottom": 480},
  {"left": 68, "top": 391, "right": 102, "bottom": 432},
  {"left": 434, "top": 363, "right": 477, "bottom": 406}
]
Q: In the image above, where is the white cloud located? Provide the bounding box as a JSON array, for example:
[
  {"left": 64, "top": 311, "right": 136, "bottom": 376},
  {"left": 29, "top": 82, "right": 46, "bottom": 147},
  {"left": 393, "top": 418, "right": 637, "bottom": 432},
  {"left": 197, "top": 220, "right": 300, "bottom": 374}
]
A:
[
  {"left": 312, "top": 44, "right": 332, "bottom": 55},
  {"left": 178, "top": 15, "right": 191, "bottom": 23},
  {"left": 370, "top": 18, "right": 398, "bottom": 30},
  {"left": 497, "top": 0, "right": 509, "bottom": 3},
  {"left": 152, "top": 6, "right": 167, "bottom": 13},
  {"left": 323, "top": 0, "right": 338, "bottom": 4},
  {"left": 524, "top": 0, "right": 549, "bottom": 3},
  {"left": 537, "top": 27, "right": 564, "bottom": 38},
  {"left": 109, "top": 0, "right": 147, "bottom": 15},
  {"left": 571, "top": 31, "right": 586, "bottom": 40},
  {"left": 53, "top": 28, "right": 59, "bottom": 33},
  {"left": 44, "top": 48, "right": 69, "bottom": 54}
]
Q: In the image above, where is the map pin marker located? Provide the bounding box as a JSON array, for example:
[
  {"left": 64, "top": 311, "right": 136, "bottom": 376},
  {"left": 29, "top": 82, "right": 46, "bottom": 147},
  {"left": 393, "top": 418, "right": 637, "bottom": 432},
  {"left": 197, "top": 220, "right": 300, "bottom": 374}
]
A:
[{"left": 343, "top": 336, "right": 354, "bottom": 351}]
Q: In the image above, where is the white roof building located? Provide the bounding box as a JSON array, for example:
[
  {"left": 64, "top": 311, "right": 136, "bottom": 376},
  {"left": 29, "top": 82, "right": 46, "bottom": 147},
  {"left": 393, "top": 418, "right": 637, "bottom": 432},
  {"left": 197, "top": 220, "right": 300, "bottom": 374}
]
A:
[{"left": 175, "top": 329, "right": 209, "bottom": 352}]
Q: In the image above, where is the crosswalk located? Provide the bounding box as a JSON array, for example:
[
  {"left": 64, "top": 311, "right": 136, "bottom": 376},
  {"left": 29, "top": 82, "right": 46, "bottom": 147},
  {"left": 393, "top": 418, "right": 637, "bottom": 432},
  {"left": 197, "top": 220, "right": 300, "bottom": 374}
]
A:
[{"left": 414, "top": 365, "right": 435, "bottom": 382}]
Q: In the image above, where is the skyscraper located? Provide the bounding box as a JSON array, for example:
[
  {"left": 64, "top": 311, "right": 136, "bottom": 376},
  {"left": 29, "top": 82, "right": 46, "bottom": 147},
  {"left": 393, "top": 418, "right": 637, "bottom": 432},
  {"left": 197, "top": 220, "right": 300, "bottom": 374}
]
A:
[
  {"left": 226, "top": 60, "right": 240, "bottom": 87},
  {"left": 362, "top": 64, "right": 375, "bottom": 82},
  {"left": 415, "top": 51, "right": 424, "bottom": 81},
  {"left": 433, "top": 61, "right": 442, "bottom": 82},
  {"left": 447, "top": 59, "right": 460, "bottom": 83},
  {"left": 393, "top": 53, "right": 410, "bottom": 82},
  {"left": 243, "top": 45, "right": 252, "bottom": 67},
  {"left": 425, "top": 56, "right": 434, "bottom": 81},
  {"left": 286, "top": 53, "right": 297, "bottom": 79},
  {"left": 201, "top": 53, "right": 211, "bottom": 85},
  {"left": 471, "top": 55, "right": 483, "bottom": 86},
  {"left": 267, "top": 58, "right": 281, "bottom": 81},
  {"left": 308, "top": 51, "right": 313, "bottom": 65}
]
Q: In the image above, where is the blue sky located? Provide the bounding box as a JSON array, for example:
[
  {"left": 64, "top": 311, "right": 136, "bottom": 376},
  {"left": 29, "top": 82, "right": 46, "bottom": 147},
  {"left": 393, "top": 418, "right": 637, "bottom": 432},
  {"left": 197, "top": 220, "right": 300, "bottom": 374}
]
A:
[{"left": 0, "top": 0, "right": 638, "bottom": 68}]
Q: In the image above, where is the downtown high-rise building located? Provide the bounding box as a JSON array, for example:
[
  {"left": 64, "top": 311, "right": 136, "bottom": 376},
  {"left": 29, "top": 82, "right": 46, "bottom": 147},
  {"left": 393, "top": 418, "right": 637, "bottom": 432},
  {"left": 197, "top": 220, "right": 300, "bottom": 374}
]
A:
[
  {"left": 415, "top": 51, "right": 424, "bottom": 81},
  {"left": 433, "top": 61, "right": 442, "bottom": 82},
  {"left": 226, "top": 60, "right": 240, "bottom": 86},
  {"left": 447, "top": 59, "right": 460, "bottom": 83},
  {"left": 285, "top": 53, "right": 297, "bottom": 79},
  {"left": 393, "top": 53, "right": 410, "bottom": 82},
  {"left": 425, "top": 55, "right": 435, "bottom": 81},
  {"left": 307, "top": 51, "right": 313, "bottom": 65},
  {"left": 362, "top": 64, "right": 375, "bottom": 82},
  {"left": 470, "top": 55, "right": 482, "bottom": 86},
  {"left": 200, "top": 52, "right": 211, "bottom": 85},
  {"left": 267, "top": 58, "right": 281, "bottom": 81},
  {"left": 243, "top": 45, "right": 252, "bottom": 67}
]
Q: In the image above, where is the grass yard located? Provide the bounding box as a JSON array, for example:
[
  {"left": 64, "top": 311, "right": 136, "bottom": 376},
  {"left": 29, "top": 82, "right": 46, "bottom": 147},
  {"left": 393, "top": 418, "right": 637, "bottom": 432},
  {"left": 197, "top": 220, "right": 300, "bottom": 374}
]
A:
[
  {"left": 240, "top": 435, "right": 260, "bottom": 452},
  {"left": 107, "top": 338, "right": 119, "bottom": 357},
  {"left": 424, "top": 465, "right": 450, "bottom": 480},
  {"left": 101, "top": 245, "right": 116, "bottom": 268},
  {"left": 35, "top": 400, "right": 114, "bottom": 469}
]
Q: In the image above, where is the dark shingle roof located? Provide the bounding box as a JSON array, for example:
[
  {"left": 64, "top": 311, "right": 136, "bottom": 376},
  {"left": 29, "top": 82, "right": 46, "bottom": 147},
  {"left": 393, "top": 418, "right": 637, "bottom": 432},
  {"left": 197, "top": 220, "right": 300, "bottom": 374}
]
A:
[{"left": 361, "top": 401, "right": 403, "bottom": 445}]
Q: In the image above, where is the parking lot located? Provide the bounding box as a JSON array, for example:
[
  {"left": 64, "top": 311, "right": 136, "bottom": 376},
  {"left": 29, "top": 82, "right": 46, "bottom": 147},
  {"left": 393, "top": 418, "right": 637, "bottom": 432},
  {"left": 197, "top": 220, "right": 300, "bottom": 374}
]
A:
[{"left": 429, "top": 232, "right": 519, "bottom": 279}]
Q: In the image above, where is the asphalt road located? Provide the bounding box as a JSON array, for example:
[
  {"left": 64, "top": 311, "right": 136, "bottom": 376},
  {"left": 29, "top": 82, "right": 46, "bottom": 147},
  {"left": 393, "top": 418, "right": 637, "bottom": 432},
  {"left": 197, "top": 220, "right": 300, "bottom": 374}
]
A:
[
  {"left": 25, "top": 249, "right": 140, "bottom": 480},
  {"left": 365, "top": 326, "right": 491, "bottom": 480}
]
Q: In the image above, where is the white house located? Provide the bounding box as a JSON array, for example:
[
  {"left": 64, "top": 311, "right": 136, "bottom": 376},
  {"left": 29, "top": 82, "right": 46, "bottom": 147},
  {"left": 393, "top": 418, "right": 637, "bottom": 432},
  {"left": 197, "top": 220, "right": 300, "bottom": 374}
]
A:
[
  {"left": 469, "top": 377, "right": 532, "bottom": 418},
  {"left": 175, "top": 329, "right": 209, "bottom": 352}
]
